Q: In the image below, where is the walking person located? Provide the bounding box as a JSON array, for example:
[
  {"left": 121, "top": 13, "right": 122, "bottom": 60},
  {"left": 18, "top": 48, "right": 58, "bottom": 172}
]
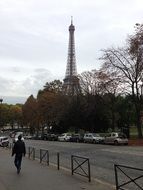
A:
[{"left": 12, "top": 135, "right": 26, "bottom": 174}]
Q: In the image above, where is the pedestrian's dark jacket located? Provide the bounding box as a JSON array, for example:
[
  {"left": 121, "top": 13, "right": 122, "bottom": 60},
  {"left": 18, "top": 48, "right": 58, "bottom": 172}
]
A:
[{"left": 12, "top": 140, "right": 26, "bottom": 156}]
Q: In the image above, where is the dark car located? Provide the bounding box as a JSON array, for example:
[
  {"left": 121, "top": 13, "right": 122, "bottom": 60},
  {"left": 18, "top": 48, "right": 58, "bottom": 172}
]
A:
[
  {"left": 32, "top": 134, "right": 42, "bottom": 140},
  {"left": 41, "top": 133, "right": 58, "bottom": 141},
  {"left": 41, "top": 133, "right": 49, "bottom": 140},
  {"left": 70, "top": 134, "right": 84, "bottom": 143},
  {"left": 48, "top": 134, "right": 58, "bottom": 141}
]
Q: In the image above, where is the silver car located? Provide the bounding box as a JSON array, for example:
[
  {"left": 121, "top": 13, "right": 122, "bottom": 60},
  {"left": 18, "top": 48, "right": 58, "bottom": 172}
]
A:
[
  {"left": 104, "top": 132, "right": 128, "bottom": 145},
  {"left": 58, "top": 133, "right": 72, "bottom": 142},
  {"left": 84, "top": 133, "right": 104, "bottom": 143}
]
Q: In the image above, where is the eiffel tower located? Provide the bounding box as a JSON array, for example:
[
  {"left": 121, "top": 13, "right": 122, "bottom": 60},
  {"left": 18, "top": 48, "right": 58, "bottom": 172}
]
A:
[{"left": 63, "top": 19, "right": 81, "bottom": 96}]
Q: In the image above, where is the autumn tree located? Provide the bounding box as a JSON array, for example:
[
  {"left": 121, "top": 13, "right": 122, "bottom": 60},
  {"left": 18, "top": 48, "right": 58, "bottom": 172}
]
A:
[
  {"left": 0, "top": 104, "right": 10, "bottom": 129},
  {"left": 79, "top": 70, "right": 102, "bottom": 95},
  {"left": 8, "top": 105, "right": 23, "bottom": 130},
  {"left": 37, "top": 80, "right": 68, "bottom": 133},
  {"left": 100, "top": 24, "right": 143, "bottom": 138},
  {"left": 22, "top": 95, "right": 39, "bottom": 134}
]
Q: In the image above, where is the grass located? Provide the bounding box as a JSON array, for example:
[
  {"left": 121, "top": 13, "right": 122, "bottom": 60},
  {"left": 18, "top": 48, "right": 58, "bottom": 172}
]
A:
[{"left": 130, "top": 126, "right": 143, "bottom": 139}]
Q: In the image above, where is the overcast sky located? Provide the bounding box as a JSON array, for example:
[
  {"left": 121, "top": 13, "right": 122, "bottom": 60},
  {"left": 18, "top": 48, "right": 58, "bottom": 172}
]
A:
[{"left": 0, "top": 0, "right": 143, "bottom": 104}]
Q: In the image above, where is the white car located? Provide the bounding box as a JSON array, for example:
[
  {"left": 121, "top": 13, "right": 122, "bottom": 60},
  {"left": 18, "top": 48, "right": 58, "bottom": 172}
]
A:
[
  {"left": 0, "top": 136, "right": 9, "bottom": 147},
  {"left": 84, "top": 133, "right": 104, "bottom": 143},
  {"left": 58, "top": 133, "right": 72, "bottom": 142},
  {"left": 104, "top": 132, "right": 128, "bottom": 145}
]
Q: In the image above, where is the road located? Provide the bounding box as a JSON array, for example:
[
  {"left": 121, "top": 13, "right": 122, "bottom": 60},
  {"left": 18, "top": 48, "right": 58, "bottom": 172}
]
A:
[{"left": 24, "top": 140, "right": 143, "bottom": 187}]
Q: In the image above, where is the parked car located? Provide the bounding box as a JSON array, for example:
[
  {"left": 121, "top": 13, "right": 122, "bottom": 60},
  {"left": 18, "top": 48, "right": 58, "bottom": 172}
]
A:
[
  {"left": 24, "top": 135, "right": 32, "bottom": 140},
  {"left": 40, "top": 133, "right": 58, "bottom": 141},
  {"left": 70, "top": 134, "right": 84, "bottom": 142},
  {"left": 0, "top": 136, "right": 9, "bottom": 147},
  {"left": 84, "top": 133, "right": 104, "bottom": 144},
  {"left": 104, "top": 132, "right": 128, "bottom": 145},
  {"left": 48, "top": 134, "right": 58, "bottom": 141},
  {"left": 32, "top": 134, "right": 42, "bottom": 140},
  {"left": 41, "top": 133, "right": 49, "bottom": 140},
  {"left": 58, "top": 133, "right": 72, "bottom": 142}
]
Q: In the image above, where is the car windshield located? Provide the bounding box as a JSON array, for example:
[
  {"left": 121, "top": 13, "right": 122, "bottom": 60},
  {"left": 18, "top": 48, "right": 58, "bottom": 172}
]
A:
[
  {"left": 74, "top": 134, "right": 79, "bottom": 137},
  {"left": 118, "top": 133, "right": 127, "bottom": 138},
  {"left": 93, "top": 134, "right": 100, "bottom": 137},
  {"left": 60, "top": 134, "right": 65, "bottom": 137}
]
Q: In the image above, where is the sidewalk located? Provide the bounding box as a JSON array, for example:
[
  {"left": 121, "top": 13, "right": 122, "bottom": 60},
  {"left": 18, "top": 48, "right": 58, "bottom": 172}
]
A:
[{"left": 0, "top": 148, "right": 115, "bottom": 190}]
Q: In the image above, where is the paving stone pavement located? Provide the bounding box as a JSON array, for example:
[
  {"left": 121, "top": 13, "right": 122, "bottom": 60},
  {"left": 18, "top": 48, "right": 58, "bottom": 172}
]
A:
[{"left": 0, "top": 148, "right": 115, "bottom": 190}]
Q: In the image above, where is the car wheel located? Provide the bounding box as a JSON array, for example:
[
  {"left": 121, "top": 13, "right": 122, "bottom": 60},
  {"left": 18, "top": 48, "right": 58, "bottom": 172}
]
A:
[
  {"left": 93, "top": 140, "right": 96, "bottom": 144},
  {"left": 114, "top": 140, "right": 119, "bottom": 145}
]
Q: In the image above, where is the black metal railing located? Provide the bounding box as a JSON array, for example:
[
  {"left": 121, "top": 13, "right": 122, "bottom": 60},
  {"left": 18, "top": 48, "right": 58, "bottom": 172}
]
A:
[
  {"left": 57, "top": 152, "right": 60, "bottom": 170},
  {"left": 28, "top": 147, "right": 35, "bottom": 160},
  {"left": 71, "top": 155, "right": 91, "bottom": 182},
  {"left": 114, "top": 164, "right": 143, "bottom": 190},
  {"left": 40, "top": 149, "right": 49, "bottom": 165}
]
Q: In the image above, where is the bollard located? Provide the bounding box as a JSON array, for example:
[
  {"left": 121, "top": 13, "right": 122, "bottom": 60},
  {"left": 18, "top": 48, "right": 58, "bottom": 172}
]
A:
[
  {"left": 33, "top": 148, "right": 35, "bottom": 160},
  {"left": 28, "top": 147, "right": 30, "bottom": 158},
  {"left": 57, "top": 152, "right": 60, "bottom": 170},
  {"left": 71, "top": 155, "right": 73, "bottom": 175},
  {"left": 40, "top": 149, "right": 42, "bottom": 163},
  {"left": 47, "top": 150, "right": 49, "bottom": 165}
]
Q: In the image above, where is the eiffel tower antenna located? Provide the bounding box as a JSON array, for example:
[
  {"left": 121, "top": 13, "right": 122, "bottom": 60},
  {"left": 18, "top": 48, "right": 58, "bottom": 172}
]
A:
[{"left": 71, "top": 16, "right": 73, "bottom": 24}]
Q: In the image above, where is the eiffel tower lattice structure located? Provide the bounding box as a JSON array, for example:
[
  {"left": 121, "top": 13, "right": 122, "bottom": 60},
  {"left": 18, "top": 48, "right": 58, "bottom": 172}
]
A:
[{"left": 63, "top": 19, "right": 81, "bottom": 96}]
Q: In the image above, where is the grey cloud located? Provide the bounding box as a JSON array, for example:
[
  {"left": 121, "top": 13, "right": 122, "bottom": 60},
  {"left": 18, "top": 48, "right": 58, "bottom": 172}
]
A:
[
  {"left": 10, "top": 67, "right": 22, "bottom": 73},
  {"left": 0, "top": 68, "right": 55, "bottom": 98},
  {"left": 21, "top": 68, "right": 55, "bottom": 96}
]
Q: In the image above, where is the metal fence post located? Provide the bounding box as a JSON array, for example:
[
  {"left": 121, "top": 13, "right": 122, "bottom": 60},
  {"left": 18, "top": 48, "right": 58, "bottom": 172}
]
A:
[
  {"left": 71, "top": 155, "right": 73, "bottom": 175},
  {"left": 28, "top": 147, "right": 30, "bottom": 158},
  {"left": 88, "top": 158, "right": 91, "bottom": 182},
  {"left": 114, "top": 165, "right": 119, "bottom": 190},
  {"left": 33, "top": 148, "right": 35, "bottom": 160},
  {"left": 40, "top": 149, "right": 42, "bottom": 163},
  {"left": 57, "top": 152, "right": 60, "bottom": 170},
  {"left": 47, "top": 150, "right": 49, "bottom": 165}
]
